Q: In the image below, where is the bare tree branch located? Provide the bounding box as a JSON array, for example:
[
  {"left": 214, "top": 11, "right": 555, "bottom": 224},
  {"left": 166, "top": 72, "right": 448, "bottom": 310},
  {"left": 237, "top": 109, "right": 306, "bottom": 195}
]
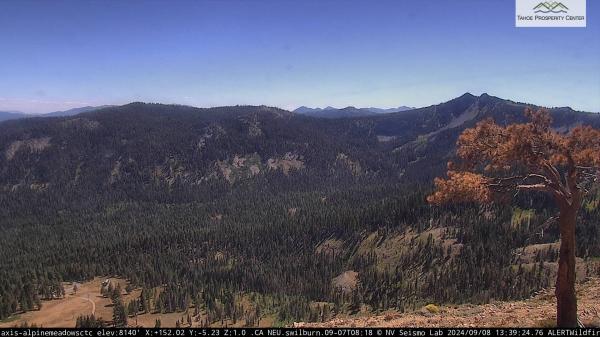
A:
[{"left": 516, "top": 183, "right": 548, "bottom": 191}]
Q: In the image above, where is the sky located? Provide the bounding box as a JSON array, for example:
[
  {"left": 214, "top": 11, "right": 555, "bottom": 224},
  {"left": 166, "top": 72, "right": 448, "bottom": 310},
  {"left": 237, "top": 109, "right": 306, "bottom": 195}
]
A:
[{"left": 0, "top": 0, "right": 599, "bottom": 114}]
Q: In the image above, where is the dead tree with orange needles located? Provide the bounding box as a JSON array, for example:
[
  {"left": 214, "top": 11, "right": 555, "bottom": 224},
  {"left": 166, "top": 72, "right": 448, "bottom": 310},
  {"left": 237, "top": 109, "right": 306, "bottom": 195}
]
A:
[{"left": 428, "top": 108, "right": 600, "bottom": 327}]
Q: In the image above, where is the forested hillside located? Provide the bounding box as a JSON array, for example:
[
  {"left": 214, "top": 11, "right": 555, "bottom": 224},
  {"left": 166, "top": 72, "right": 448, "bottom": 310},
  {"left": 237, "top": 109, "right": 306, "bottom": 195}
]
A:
[{"left": 0, "top": 94, "right": 599, "bottom": 326}]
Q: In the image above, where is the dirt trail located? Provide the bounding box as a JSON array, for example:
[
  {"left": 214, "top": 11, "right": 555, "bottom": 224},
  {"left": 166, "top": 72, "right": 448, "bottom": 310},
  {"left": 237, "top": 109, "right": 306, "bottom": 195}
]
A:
[
  {"left": 74, "top": 295, "right": 95, "bottom": 315},
  {"left": 295, "top": 278, "right": 600, "bottom": 328}
]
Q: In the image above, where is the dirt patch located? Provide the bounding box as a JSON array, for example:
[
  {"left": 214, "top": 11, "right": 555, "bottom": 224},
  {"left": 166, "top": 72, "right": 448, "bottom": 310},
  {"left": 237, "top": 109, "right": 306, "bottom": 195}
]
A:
[
  {"left": 336, "top": 153, "right": 362, "bottom": 176},
  {"left": 514, "top": 242, "right": 560, "bottom": 264},
  {"left": 332, "top": 271, "right": 359, "bottom": 293},
  {"left": 215, "top": 152, "right": 304, "bottom": 183},
  {"left": 267, "top": 153, "right": 305, "bottom": 175},
  {"left": 5, "top": 137, "right": 51, "bottom": 160},
  {"left": 153, "top": 158, "right": 192, "bottom": 186},
  {"left": 217, "top": 154, "right": 263, "bottom": 183},
  {"left": 377, "top": 135, "right": 396, "bottom": 142},
  {"left": 295, "top": 277, "right": 600, "bottom": 328},
  {"left": 288, "top": 208, "right": 298, "bottom": 217},
  {"left": 29, "top": 182, "right": 50, "bottom": 191},
  {"left": 356, "top": 227, "right": 455, "bottom": 271},
  {"left": 316, "top": 239, "right": 345, "bottom": 257}
]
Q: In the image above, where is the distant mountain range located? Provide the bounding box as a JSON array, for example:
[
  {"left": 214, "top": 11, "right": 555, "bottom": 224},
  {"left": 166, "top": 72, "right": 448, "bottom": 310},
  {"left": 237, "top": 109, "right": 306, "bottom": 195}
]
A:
[
  {"left": 43, "top": 105, "right": 114, "bottom": 117},
  {"left": 0, "top": 111, "right": 26, "bottom": 122},
  {"left": 3, "top": 105, "right": 411, "bottom": 123},
  {"left": 0, "top": 105, "right": 113, "bottom": 122},
  {"left": 294, "top": 105, "right": 414, "bottom": 118}
]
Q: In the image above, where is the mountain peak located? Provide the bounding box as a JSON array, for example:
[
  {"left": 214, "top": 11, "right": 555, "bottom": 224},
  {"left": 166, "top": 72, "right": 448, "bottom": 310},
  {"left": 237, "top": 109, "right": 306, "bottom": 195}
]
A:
[
  {"left": 451, "top": 92, "right": 503, "bottom": 104},
  {"left": 293, "top": 106, "right": 321, "bottom": 114}
]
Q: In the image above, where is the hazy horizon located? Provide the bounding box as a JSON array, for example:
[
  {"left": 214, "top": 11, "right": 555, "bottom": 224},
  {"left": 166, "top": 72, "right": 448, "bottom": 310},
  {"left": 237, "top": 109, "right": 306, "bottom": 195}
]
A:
[
  {"left": 7, "top": 91, "right": 600, "bottom": 116},
  {"left": 1, "top": 0, "right": 599, "bottom": 113}
]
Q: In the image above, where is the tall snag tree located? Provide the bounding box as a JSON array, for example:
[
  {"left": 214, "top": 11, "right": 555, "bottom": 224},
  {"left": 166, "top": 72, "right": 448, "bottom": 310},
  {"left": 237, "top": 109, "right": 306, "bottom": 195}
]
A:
[{"left": 428, "top": 108, "right": 600, "bottom": 327}]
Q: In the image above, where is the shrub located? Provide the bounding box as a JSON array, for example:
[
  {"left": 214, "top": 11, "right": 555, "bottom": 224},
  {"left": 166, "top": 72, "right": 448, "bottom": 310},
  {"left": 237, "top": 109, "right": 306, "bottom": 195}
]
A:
[{"left": 424, "top": 304, "right": 440, "bottom": 314}]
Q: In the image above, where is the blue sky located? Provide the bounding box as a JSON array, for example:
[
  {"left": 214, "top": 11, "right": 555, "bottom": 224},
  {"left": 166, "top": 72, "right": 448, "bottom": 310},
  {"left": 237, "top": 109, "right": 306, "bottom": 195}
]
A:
[{"left": 0, "top": 0, "right": 599, "bottom": 113}]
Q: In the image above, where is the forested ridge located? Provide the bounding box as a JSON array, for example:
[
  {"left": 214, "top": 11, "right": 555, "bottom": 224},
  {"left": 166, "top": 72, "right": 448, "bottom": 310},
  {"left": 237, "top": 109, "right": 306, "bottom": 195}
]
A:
[{"left": 0, "top": 93, "right": 599, "bottom": 326}]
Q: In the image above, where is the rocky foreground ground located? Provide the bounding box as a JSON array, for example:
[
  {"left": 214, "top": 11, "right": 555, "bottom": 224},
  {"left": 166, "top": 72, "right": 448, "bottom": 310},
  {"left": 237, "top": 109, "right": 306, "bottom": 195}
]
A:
[{"left": 295, "top": 278, "right": 600, "bottom": 328}]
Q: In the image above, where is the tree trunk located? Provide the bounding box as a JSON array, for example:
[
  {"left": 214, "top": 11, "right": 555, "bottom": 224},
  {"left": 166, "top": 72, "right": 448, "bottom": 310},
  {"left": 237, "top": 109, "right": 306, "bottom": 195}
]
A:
[{"left": 555, "top": 205, "right": 578, "bottom": 327}]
